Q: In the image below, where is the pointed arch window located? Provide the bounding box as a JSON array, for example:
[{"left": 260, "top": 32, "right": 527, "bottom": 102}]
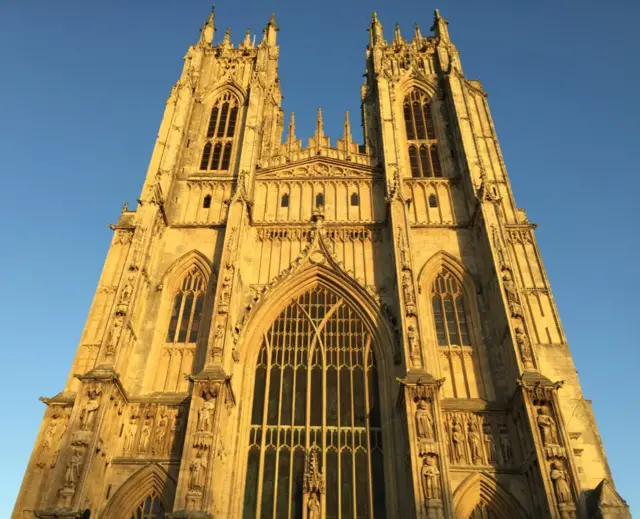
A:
[
  {"left": 404, "top": 90, "right": 442, "bottom": 178},
  {"left": 129, "top": 493, "right": 165, "bottom": 519},
  {"left": 242, "top": 286, "right": 387, "bottom": 519},
  {"left": 200, "top": 92, "right": 240, "bottom": 172},
  {"left": 166, "top": 268, "right": 206, "bottom": 344},
  {"left": 432, "top": 270, "right": 470, "bottom": 347}
]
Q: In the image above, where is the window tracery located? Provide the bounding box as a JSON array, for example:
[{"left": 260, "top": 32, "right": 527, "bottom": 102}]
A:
[
  {"left": 200, "top": 92, "right": 239, "bottom": 172},
  {"left": 129, "top": 493, "right": 165, "bottom": 519},
  {"left": 166, "top": 268, "right": 206, "bottom": 344},
  {"left": 242, "top": 286, "right": 387, "bottom": 519},
  {"left": 404, "top": 91, "right": 442, "bottom": 178}
]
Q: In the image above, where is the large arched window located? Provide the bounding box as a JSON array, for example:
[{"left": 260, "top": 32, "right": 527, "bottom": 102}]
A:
[
  {"left": 199, "top": 92, "right": 239, "bottom": 172},
  {"left": 242, "top": 285, "right": 387, "bottom": 519},
  {"left": 166, "top": 268, "right": 205, "bottom": 344},
  {"left": 404, "top": 91, "right": 442, "bottom": 178},
  {"left": 129, "top": 493, "right": 165, "bottom": 519},
  {"left": 431, "top": 270, "right": 470, "bottom": 347}
]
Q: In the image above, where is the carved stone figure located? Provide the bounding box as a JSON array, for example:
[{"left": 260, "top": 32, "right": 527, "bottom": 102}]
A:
[
  {"left": 468, "top": 422, "right": 482, "bottom": 463},
  {"left": 189, "top": 449, "right": 207, "bottom": 492},
  {"left": 499, "top": 424, "right": 513, "bottom": 462},
  {"left": 81, "top": 394, "right": 99, "bottom": 431},
  {"left": 451, "top": 419, "right": 464, "bottom": 463},
  {"left": 407, "top": 325, "right": 420, "bottom": 362},
  {"left": 105, "top": 319, "right": 122, "bottom": 354},
  {"left": 123, "top": 415, "right": 137, "bottom": 454},
  {"left": 550, "top": 462, "right": 572, "bottom": 504},
  {"left": 218, "top": 264, "right": 233, "bottom": 313},
  {"left": 421, "top": 456, "right": 441, "bottom": 500},
  {"left": 402, "top": 270, "right": 415, "bottom": 305},
  {"left": 483, "top": 423, "right": 497, "bottom": 463},
  {"left": 139, "top": 417, "right": 152, "bottom": 452},
  {"left": 308, "top": 492, "right": 321, "bottom": 519},
  {"left": 63, "top": 447, "right": 84, "bottom": 489},
  {"left": 397, "top": 230, "right": 409, "bottom": 268},
  {"left": 515, "top": 327, "right": 533, "bottom": 367},
  {"left": 198, "top": 394, "right": 216, "bottom": 432},
  {"left": 415, "top": 400, "right": 434, "bottom": 441},
  {"left": 152, "top": 415, "right": 168, "bottom": 454},
  {"left": 537, "top": 407, "right": 559, "bottom": 446},
  {"left": 41, "top": 415, "right": 59, "bottom": 451},
  {"left": 502, "top": 270, "right": 523, "bottom": 318}
]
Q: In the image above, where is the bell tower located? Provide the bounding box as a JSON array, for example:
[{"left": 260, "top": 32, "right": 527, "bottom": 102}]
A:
[{"left": 12, "top": 8, "right": 630, "bottom": 519}]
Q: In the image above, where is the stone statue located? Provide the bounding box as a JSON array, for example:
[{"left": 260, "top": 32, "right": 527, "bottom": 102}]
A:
[
  {"left": 483, "top": 423, "right": 497, "bottom": 463},
  {"left": 468, "top": 422, "right": 482, "bottom": 463},
  {"left": 139, "top": 417, "right": 152, "bottom": 452},
  {"left": 64, "top": 448, "right": 84, "bottom": 489},
  {"left": 499, "top": 425, "right": 512, "bottom": 463},
  {"left": 515, "top": 327, "right": 533, "bottom": 367},
  {"left": 502, "top": 270, "right": 523, "bottom": 317},
  {"left": 421, "top": 456, "right": 441, "bottom": 500},
  {"left": 451, "top": 419, "right": 464, "bottom": 463},
  {"left": 81, "top": 394, "right": 99, "bottom": 431},
  {"left": 189, "top": 449, "right": 207, "bottom": 492},
  {"left": 308, "top": 492, "right": 321, "bottom": 519},
  {"left": 407, "top": 325, "right": 419, "bottom": 360},
  {"left": 550, "top": 462, "right": 572, "bottom": 504},
  {"left": 402, "top": 271, "right": 415, "bottom": 305},
  {"left": 218, "top": 264, "right": 233, "bottom": 312},
  {"left": 198, "top": 395, "right": 216, "bottom": 432},
  {"left": 41, "top": 415, "right": 59, "bottom": 451},
  {"left": 415, "top": 400, "right": 434, "bottom": 441},
  {"left": 537, "top": 407, "right": 559, "bottom": 446},
  {"left": 152, "top": 415, "right": 168, "bottom": 454},
  {"left": 123, "top": 416, "right": 137, "bottom": 454}
]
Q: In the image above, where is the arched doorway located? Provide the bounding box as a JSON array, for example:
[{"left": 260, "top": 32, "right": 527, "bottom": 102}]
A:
[{"left": 241, "top": 284, "right": 387, "bottom": 519}]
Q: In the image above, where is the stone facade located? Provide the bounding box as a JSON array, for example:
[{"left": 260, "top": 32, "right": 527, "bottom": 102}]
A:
[{"left": 12, "top": 10, "right": 631, "bottom": 519}]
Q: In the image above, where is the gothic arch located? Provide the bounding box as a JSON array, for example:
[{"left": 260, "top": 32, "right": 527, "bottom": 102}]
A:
[
  {"left": 201, "top": 81, "right": 246, "bottom": 106},
  {"left": 395, "top": 75, "right": 438, "bottom": 101},
  {"left": 159, "top": 249, "right": 215, "bottom": 292},
  {"left": 230, "top": 265, "right": 401, "bottom": 517},
  {"left": 453, "top": 472, "right": 529, "bottom": 519},
  {"left": 101, "top": 463, "right": 176, "bottom": 519}
]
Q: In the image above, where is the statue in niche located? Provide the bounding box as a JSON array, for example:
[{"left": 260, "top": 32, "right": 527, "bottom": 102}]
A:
[
  {"left": 189, "top": 449, "right": 207, "bottom": 492},
  {"left": 483, "top": 423, "right": 497, "bottom": 463},
  {"left": 41, "top": 415, "right": 59, "bottom": 451},
  {"left": 308, "top": 492, "right": 321, "bottom": 519},
  {"left": 123, "top": 415, "right": 137, "bottom": 454},
  {"left": 537, "top": 407, "right": 559, "bottom": 446},
  {"left": 138, "top": 417, "right": 152, "bottom": 453},
  {"left": 218, "top": 264, "right": 233, "bottom": 313},
  {"left": 515, "top": 327, "right": 533, "bottom": 367},
  {"left": 550, "top": 462, "right": 572, "bottom": 504},
  {"left": 468, "top": 422, "right": 483, "bottom": 464},
  {"left": 407, "top": 325, "right": 420, "bottom": 361},
  {"left": 152, "top": 414, "right": 168, "bottom": 454},
  {"left": 81, "top": 393, "right": 99, "bottom": 431},
  {"left": 421, "top": 456, "right": 441, "bottom": 500},
  {"left": 415, "top": 400, "right": 434, "bottom": 441},
  {"left": 197, "top": 393, "right": 216, "bottom": 432},
  {"left": 502, "top": 270, "right": 523, "bottom": 318},
  {"left": 402, "top": 270, "right": 415, "bottom": 305},
  {"left": 499, "top": 424, "right": 513, "bottom": 462},
  {"left": 63, "top": 447, "right": 84, "bottom": 489},
  {"left": 451, "top": 418, "right": 464, "bottom": 463}
]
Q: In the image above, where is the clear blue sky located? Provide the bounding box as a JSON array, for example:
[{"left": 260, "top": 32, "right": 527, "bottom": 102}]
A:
[{"left": 1, "top": 0, "right": 638, "bottom": 515}]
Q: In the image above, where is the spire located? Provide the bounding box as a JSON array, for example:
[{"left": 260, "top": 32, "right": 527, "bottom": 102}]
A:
[
  {"left": 369, "top": 12, "right": 384, "bottom": 47},
  {"left": 242, "top": 28, "right": 252, "bottom": 48},
  {"left": 198, "top": 7, "right": 215, "bottom": 45},
  {"left": 221, "top": 27, "right": 232, "bottom": 47},
  {"left": 414, "top": 23, "right": 423, "bottom": 42},
  {"left": 431, "top": 9, "right": 450, "bottom": 43},
  {"left": 343, "top": 110, "right": 352, "bottom": 142},
  {"left": 393, "top": 23, "right": 404, "bottom": 45},
  {"left": 315, "top": 108, "right": 324, "bottom": 139},
  {"left": 263, "top": 13, "right": 279, "bottom": 45},
  {"left": 286, "top": 112, "right": 296, "bottom": 144}
]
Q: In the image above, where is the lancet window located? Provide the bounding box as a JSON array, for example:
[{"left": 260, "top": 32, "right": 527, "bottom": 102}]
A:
[
  {"left": 432, "top": 270, "right": 470, "bottom": 347},
  {"left": 128, "top": 493, "right": 165, "bottom": 519},
  {"left": 199, "top": 92, "right": 239, "bottom": 172},
  {"left": 242, "top": 285, "right": 387, "bottom": 519},
  {"left": 166, "top": 268, "right": 205, "bottom": 344},
  {"left": 404, "top": 90, "right": 442, "bottom": 178}
]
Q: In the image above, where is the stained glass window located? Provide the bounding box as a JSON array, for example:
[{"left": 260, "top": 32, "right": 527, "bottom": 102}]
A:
[{"left": 242, "top": 286, "right": 387, "bottom": 519}]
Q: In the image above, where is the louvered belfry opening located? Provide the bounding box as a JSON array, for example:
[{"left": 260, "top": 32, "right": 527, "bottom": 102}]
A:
[{"left": 242, "top": 285, "right": 387, "bottom": 519}]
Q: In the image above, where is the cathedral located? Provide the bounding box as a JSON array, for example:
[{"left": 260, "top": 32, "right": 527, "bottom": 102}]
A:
[{"left": 13, "top": 9, "right": 631, "bottom": 519}]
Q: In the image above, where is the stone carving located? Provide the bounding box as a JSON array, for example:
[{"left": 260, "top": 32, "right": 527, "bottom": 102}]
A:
[
  {"left": 502, "top": 270, "right": 524, "bottom": 318},
  {"left": 415, "top": 400, "right": 434, "bottom": 441},
  {"left": 407, "top": 325, "right": 420, "bottom": 366},
  {"left": 468, "top": 422, "right": 482, "bottom": 464},
  {"left": 139, "top": 416, "right": 153, "bottom": 453},
  {"left": 397, "top": 228, "right": 410, "bottom": 268},
  {"left": 197, "top": 392, "right": 216, "bottom": 432},
  {"left": 308, "top": 493, "right": 320, "bottom": 519},
  {"left": 451, "top": 417, "right": 464, "bottom": 463},
  {"left": 41, "top": 414, "right": 60, "bottom": 451},
  {"left": 499, "top": 424, "right": 513, "bottom": 463},
  {"left": 515, "top": 327, "right": 533, "bottom": 368},
  {"left": 123, "top": 415, "right": 138, "bottom": 454},
  {"left": 105, "top": 318, "right": 123, "bottom": 356},
  {"left": 402, "top": 270, "right": 417, "bottom": 316},
  {"left": 218, "top": 264, "right": 233, "bottom": 314},
  {"left": 421, "top": 455, "right": 441, "bottom": 500},
  {"left": 537, "top": 407, "right": 559, "bottom": 446},
  {"left": 550, "top": 461, "right": 572, "bottom": 504},
  {"left": 188, "top": 449, "right": 207, "bottom": 493},
  {"left": 80, "top": 390, "right": 100, "bottom": 431},
  {"left": 116, "top": 278, "right": 134, "bottom": 315},
  {"left": 303, "top": 448, "right": 325, "bottom": 517},
  {"left": 63, "top": 447, "right": 84, "bottom": 489},
  {"left": 483, "top": 423, "right": 497, "bottom": 463},
  {"left": 152, "top": 414, "right": 168, "bottom": 454}
]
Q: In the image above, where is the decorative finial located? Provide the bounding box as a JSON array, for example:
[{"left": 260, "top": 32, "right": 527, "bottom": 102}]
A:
[
  {"left": 211, "top": 4, "right": 215, "bottom": 13},
  {"left": 394, "top": 23, "right": 403, "bottom": 44},
  {"left": 372, "top": 12, "right": 379, "bottom": 24},
  {"left": 243, "top": 28, "right": 251, "bottom": 47},
  {"left": 199, "top": 7, "right": 215, "bottom": 45},
  {"left": 287, "top": 112, "right": 296, "bottom": 143},
  {"left": 315, "top": 108, "right": 324, "bottom": 138},
  {"left": 268, "top": 13, "right": 277, "bottom": 26},
  {"left": 432, "top": 9, "right": 450, "bottom": 43},
  {"left": 344, "top": 110, "right": 352, "bottom": 139},
  {"left": 414, "top": 23, "right": 423, "bottom": 41}
]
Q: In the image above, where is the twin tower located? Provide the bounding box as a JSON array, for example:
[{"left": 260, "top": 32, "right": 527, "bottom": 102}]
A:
[{"left": 14, "top": 9, "right": 630, "bottom": 519}]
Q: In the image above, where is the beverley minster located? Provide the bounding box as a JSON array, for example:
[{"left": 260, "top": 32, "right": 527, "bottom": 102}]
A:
[{"left": 12, "top": 9, "right": 631, "bottom": 519}]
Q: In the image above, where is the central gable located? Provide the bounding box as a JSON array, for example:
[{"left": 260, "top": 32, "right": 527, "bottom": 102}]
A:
[{"left": 256, "top": 156, "right": 382, "bottom": 180}]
